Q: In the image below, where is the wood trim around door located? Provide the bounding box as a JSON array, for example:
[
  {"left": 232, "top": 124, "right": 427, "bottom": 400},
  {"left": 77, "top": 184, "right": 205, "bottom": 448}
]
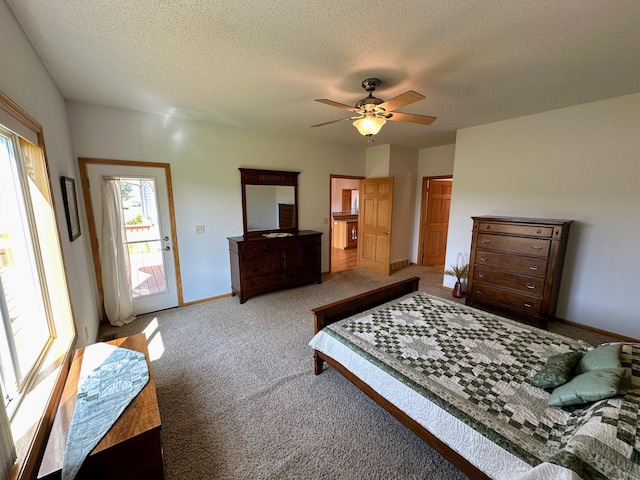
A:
[
  {"left": 417, "top": 176, "right": 452, "bottom": 266},
  {"left": 78, "top": 157, "right": 184, "bottom": 321}
]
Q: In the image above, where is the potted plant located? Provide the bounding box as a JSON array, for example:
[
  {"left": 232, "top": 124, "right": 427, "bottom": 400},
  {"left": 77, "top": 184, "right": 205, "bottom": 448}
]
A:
[{"left": 444, "top": 253, "right": 469, "bottom": 298}]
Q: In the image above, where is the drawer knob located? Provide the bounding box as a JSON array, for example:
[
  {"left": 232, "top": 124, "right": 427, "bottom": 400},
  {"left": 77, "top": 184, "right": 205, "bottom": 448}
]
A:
[
  {"left": 528, "top": 264, "right": 539, "bottom": 270},
  {"left": 478, "top": 273, "right": 487, "bottom": 278},
  {"left": 526, "top": 283, "right": 536, "bottom": 289},
  {"left": 480, "top": 256, "right": 489, "bottom": 261},
  {"left": 531, "top": 245, "right": 542, "bottom": 250},
  {"left": 524, "top": 302, "right": 534, "bottom": 308},
  {"left": 476, "top": 289, "right": 485, "bottom": 294},
  {"left": 481, "top": 239, "right": 491, "bottom": 244},
  {"left": 485, "top": 225, "right": 491, "bottom": 230},
  {"left": 536, "top": 229, "right": 542, "bottom": 234}
]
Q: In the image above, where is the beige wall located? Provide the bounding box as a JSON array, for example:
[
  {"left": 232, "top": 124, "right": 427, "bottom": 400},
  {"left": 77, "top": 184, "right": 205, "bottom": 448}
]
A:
[
  {"left": 388, "top": 145, "right": 418, "bottom": 265},
  {"left": 365, "top": 144, "right": 418, "bottom": 266},
  {"left": 445, "top": 93, "right": 640, "bottom": 338},
  {"left": 66, "top": 101, "right": 366, "bottom": 303},
  {"left": 411, "top": 144, "right": 456, "bottom": 263}
]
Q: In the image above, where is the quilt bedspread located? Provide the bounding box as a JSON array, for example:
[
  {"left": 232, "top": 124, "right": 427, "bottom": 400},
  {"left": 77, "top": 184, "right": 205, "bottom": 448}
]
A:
[{"left": 322, "top": 292, "right": 640, "bottom": 480}]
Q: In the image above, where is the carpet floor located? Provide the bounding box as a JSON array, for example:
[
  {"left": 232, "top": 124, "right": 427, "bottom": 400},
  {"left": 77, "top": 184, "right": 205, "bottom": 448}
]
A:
[{"left": 99, "top": 265, "right": 617, "bottom": 479}]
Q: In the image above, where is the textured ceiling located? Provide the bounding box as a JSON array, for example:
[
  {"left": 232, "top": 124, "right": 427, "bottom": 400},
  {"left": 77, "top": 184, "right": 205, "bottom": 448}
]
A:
[{"left": 6, "top": 0, "right": 640, "bottom": 149}]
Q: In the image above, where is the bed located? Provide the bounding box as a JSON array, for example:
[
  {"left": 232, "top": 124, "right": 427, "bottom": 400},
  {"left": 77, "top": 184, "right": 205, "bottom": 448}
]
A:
[{"left": 309, "top": 277, "right": 639, "bottom": 480}]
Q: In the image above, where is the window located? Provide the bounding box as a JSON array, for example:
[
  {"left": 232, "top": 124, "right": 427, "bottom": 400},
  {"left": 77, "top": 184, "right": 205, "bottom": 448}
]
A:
[
  {"left": 0, "top": 91, "right": 76, "bottom": 480},
  {"left": 0, "top": 127, "right": 55, "bottom": 409}
]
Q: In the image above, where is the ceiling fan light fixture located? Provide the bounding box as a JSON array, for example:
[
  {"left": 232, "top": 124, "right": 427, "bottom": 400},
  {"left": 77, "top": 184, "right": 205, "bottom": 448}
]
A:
[{"left": 353, "top": 115, "right": 386, "bottom": 136}]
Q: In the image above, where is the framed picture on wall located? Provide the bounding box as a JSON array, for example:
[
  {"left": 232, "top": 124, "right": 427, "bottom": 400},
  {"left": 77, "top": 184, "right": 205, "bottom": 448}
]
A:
[{"left": 61, "top": 176, "right": 81, "bottom": 241}]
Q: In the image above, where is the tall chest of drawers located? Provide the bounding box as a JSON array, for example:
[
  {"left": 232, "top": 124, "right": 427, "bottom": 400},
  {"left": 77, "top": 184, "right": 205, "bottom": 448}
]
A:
[
  {"left": 228, "top": 230, "right": 322, "bottom": 303},
  {"left": 465, "top": 216, "right": 572, "bottom": 328}
]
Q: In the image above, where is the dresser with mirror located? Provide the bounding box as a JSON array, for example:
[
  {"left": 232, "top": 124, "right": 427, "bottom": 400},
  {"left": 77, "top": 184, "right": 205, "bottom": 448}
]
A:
[{"left": 228, "top": 168, "right": 322, "bottom": 303}]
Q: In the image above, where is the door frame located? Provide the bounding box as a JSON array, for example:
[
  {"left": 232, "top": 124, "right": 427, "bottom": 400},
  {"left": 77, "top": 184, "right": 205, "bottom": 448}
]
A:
[
  {"left": 78, "top": 157, "right": 184, "bottom": 320},
  {"left": 329, "top": 174, "right": 364, "bottom": 272},
  {"left": 417, "top": 175, "right": 453, "bottom": 266}
]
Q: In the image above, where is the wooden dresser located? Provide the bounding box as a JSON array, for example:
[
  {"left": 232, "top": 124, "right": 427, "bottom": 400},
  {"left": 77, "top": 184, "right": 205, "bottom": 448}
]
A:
[
  {"left": 465, "top": 216, "right": 572, "bottom": 328},
  {"left": 228, "top": 230, "right": 322, "bottom": 303}
]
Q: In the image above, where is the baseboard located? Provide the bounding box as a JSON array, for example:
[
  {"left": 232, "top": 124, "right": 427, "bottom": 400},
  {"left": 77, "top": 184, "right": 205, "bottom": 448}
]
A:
[
  {"left": 390, "top": 259, "right": 410, "bottom": 272},
  {"left": 182, "top": 292, "right": 233, "bottom": 306},
  {"left": 555, "top": 317, "right": 639, "bottom": 342}
]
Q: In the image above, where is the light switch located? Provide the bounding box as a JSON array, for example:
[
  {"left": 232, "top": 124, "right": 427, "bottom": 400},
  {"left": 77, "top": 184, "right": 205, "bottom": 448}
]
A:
[{"left": 196, "top": 225, "right": 205, "bottom": 234}]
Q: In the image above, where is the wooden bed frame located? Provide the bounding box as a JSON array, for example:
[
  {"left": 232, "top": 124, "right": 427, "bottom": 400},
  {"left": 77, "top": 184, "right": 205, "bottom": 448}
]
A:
[{"left": 311, "top": 277, "right": 490, "bottom": 480}]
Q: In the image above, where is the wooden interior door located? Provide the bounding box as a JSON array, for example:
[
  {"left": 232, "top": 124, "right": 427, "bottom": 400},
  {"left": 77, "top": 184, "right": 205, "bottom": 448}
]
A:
[
  {"left": 419, "top": 177, "right": 452, "bottom": 266},
  {"left": 358, "top": 177, "right": 394, "bottom": 276}
]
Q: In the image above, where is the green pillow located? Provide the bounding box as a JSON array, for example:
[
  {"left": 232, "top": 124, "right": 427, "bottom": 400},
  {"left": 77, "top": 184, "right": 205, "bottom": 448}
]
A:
[
  {"left": 548, "top": 368, "right": 626, "bottom": 407},
  {"left": 532, "top": 351, "right": 583, "bottom": 389},
  {"left": 575, "top": 344, "right": 621, "bottom": 374}
]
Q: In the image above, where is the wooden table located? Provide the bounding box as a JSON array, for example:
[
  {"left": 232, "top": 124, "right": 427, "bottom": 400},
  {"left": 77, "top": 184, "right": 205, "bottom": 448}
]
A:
[{"left": 38, "top": 334, "right": 163, "bottom": 480}]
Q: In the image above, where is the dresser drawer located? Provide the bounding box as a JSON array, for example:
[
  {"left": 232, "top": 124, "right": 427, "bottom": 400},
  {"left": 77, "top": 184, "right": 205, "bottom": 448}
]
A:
[
  {"left": 477, "top": 222, "right": 554, "bottom": 238},
  {"left": 299, "top": 234, "right": 321, "bottom": 245},
  {"left": 476, "top": 234, "right": 550, "bottom": 257},
  {"left": 239, "top": 241, "right": 266, "bottom": 253},
  {"left": 301, "top": 243, "right": 320, "bottom": 258},
  {"left": 474, "top": 249, "right": 548, "bottom": 277},
  {"left": 244, "top": 273, "right": 284, "bottom": 292},
  {"left": 241, "top": 252, "right": 266, "bottom": 265},
  {"left": 470, "top": 283, "right": 543, "bottom": 314},
  {"left": 473, "top": 267, "right": 545, "bottom": 296},
  {"left": 284, "top": 267, "right": 318, "bottom": 285},
  {"left": 242, "top": 263, "right": 266, "bottom": 278}
]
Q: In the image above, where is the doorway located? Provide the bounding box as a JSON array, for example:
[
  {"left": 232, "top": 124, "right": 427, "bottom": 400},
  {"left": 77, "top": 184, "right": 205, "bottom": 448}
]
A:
[
  {"left": 329, "top": 175, "right": 363, "bottom": 272},
  {"left": 79, "top": 158, "right": 182, "bottom": 318},
  {"left": 417, "top": 176, "right": 452, "bottom": 267}
]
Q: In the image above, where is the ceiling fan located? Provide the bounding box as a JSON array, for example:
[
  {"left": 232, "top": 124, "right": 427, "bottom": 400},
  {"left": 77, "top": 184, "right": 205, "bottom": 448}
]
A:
[{"left": 311, "top": 78, "right": 436, "bottom": 137}]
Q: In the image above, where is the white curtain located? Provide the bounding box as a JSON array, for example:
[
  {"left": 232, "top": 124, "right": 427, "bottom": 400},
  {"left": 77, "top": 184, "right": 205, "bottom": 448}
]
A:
[
  {"left": 0, "top": 384, "right": 16, "bottom": 480},
  {"left": 101, "top": 178, "right": 136, "bottom": 326}
]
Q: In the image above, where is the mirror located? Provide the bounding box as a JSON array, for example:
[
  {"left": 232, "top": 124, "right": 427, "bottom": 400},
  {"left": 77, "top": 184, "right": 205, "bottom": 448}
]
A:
[{"left": 240, "top": 168, "right": 299, "bottom": 237}]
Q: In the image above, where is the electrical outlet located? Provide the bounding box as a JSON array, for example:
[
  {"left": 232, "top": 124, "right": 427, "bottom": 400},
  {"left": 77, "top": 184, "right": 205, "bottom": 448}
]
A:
[
  {"left": 196, "top": 225, "right": 205, "bottom": 234},
  {"left": 324, "top": 217, "right": 329, "bottom": 224}
]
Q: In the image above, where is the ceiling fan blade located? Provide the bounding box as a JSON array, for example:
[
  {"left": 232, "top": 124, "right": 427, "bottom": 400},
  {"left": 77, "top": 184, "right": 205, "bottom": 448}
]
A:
[
  {"left": 310, "top": 117, "right": 353, "bottom": 128},
  {"left": 315, "top": 99, "right": 360, "bottom": 112},
  {"left": 387, "top": 111, "right": 437, "bottom": 125},
  {"left": 378, "top": 91, "right": 425, "bottom": 112}
]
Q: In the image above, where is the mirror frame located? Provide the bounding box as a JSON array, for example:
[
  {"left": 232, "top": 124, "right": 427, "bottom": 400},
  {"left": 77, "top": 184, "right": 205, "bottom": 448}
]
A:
[{"left": 240, "top": 168, "right": 299, "bottom": 237}]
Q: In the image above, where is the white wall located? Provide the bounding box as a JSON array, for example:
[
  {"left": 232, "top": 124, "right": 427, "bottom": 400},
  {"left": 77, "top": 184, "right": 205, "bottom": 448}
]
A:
[
  {"left": 411, "top": 144, "right": 456, "bottom": 263},
  {"left": 0, "top": 2, "right": 100, "bottom": 347},
  {"left": 445, "top": 93, "right": 640, "bottom": 338},
  {"left": 66, "top": 102, "right": 366, "bottom": 303}
]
